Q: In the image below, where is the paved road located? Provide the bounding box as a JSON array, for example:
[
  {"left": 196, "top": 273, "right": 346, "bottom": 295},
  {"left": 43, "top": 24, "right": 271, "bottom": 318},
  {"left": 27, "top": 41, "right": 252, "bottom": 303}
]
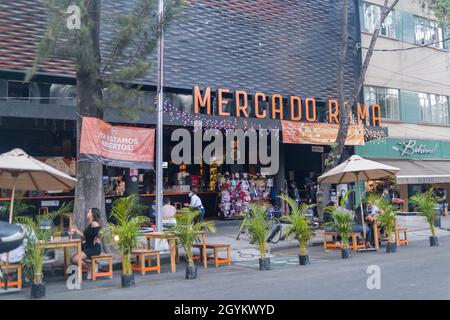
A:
[{"left": 3, "top": 235, "right": 450, "bottom": 300}]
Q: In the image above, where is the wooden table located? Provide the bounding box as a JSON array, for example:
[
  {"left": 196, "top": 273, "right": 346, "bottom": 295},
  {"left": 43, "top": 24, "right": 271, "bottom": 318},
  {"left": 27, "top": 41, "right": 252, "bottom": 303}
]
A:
[
  {"left": 36, "top": 238, "right": 82, "bottom": 284},
  {"left": 144, "top": 231, "right": 207, "bottom": 273}
]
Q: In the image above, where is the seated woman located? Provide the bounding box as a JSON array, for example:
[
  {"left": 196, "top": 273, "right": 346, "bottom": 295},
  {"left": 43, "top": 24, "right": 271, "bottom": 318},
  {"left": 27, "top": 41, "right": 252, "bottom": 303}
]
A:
[{"left": 69, "top": 208, "right": 102, "bottom": 275}]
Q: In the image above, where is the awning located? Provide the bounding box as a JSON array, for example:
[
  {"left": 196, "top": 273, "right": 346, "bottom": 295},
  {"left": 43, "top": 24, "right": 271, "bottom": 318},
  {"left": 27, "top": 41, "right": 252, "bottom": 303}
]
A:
[{"left": 374, "top": 159, "right": 450, "bottom": 184}]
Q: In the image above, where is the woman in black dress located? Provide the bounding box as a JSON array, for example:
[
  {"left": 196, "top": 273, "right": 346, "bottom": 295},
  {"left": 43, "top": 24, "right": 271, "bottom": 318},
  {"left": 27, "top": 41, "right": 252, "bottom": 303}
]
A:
[{"left": 69, "top": 208, "right": 102, "bottom": 269}]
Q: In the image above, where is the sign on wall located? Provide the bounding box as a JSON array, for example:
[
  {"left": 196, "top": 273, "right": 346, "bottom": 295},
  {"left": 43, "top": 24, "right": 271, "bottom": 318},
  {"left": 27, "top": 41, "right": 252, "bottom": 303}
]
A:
[
  {"left": 392, "top": 139, "right": 438, "bottom": 156},
  {"left": 281, "top": 121, "right": 365, "bottom": 146},
  {"left": 356, "top": 138, "right": 450, "bottom": 160},
  {"left": 80, "top": 117, "right": 155, "bottom": 169}
]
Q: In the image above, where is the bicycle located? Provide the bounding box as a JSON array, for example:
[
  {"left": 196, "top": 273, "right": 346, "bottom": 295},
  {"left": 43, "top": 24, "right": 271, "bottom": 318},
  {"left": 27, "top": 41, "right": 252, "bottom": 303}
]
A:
[{"left": 236, "top": 205, "right": 286, "bottom": 243}]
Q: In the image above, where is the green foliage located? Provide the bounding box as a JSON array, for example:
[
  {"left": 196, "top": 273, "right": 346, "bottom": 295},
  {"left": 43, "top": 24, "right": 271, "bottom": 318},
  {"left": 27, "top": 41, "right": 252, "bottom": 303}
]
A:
[
  {"left": 376, "top": 205, "right": 397, "bottom": 243},
  {"left": 0, "top": 199, "right": 35, "bottom": 219},
  {"left": 410, "top": 188, "right": 438, "bottom": 237},
  {"left": 419, "top": 0, "right": 450, "bottom": 23},
  {"left": 325, "top": 208, "right": 354, "bottom": 248},
  {"left": 14, "top": 203, "right": 70, "bottom": 284},
  {"left": 364, "top": 193, "right": 390, "bottom": 211},
  {"left": 106, "top": 194, "right": 150, "bottom": 275},
  {"left": 28, "top": 0, "right": 190, "bottom": 119},
  {"left": 279, "top": 195, "right": 315, "bottom": 256},
  {"left": 168, "top": 208, "right": 216, "bottom": 267},
  {"left": 243, "top": 204, "right": 272, "bottom": 258}
]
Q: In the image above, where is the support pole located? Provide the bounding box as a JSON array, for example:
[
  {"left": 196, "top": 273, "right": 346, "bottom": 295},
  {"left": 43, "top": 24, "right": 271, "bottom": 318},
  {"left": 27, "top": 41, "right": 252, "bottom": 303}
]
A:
[
  {"left": 356, "top": 172, "right": 366, "bottom": 241},
  {"left": 155, "top": 0, "right": 164, "bottom": 232}
]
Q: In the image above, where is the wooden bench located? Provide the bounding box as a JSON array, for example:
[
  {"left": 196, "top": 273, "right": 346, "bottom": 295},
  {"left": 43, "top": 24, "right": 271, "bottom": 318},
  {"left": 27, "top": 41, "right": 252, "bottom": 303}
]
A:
[
  {"left": 0, "top": 263, "right": 22, "bottom": 289},
  {"left": 323, "top": 232, "right": 365, "bottom": 251},
  {"left": 194, "top": 243, "right": 231, "bottom": 268},
  {"left": 131, "top": 249, "right": 161, "bottom": 275},
  {"left": 85, "top": 254, "right": 113, "bottom": 281}
]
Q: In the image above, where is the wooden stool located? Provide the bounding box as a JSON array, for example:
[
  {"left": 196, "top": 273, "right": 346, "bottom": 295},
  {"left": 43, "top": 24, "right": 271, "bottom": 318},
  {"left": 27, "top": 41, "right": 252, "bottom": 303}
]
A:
[
  {"left": 89, "top": 255, "right": 113, "bottom": 281},
  {"left": 59, "top": 213, "right": 73, "bottom": 231},
  {"left": 194, "top": 243, "right": 231, "bottom": 268},
  {"left": 323, "top": 232, "right": 365, "bottom": 251},
  {"left": 323, "top": 231, "right": 339, "bottom": 250},
  {"left": 397, "top": 227, "right": 409, "bottom": 246},
  {"left": 131, "top": 249, "right": 161, "bottom": 275},
  {"left": 0, "top": 263, "right": 22, "bottom": 289},
  {"left": 349, "top": 233, "right": 365, "bottom": 251}
]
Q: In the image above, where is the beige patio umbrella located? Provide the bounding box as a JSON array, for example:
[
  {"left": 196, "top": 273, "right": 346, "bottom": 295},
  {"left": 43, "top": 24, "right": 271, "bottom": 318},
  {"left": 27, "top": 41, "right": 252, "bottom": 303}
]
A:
[
  {"left": 318, "top": 155, "right": 400, "bottom": 242},
  {"left": 0, "top": 149, "right": 77, "bottom": 223}
]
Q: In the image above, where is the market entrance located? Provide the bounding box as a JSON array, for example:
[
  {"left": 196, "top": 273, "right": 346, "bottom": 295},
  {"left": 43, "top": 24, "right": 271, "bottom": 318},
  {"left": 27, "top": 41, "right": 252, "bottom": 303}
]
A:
[{"left": 284, "top": 144, "right": 331, "bottom": 204}]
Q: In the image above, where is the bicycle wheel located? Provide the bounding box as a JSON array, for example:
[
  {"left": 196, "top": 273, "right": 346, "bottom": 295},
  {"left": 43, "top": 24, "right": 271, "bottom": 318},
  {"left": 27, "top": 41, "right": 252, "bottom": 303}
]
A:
[{"left": 267, "top": 220, "right": 282, "bottom": 244}]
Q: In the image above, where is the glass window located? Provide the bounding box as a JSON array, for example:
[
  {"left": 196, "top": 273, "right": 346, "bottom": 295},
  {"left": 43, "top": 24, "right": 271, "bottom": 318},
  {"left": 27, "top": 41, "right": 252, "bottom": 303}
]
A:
[
  {"left": 362, "top": 2, "right": 397, "bottom": 38},
  {"left": 49, "top": 84, "right": 77, "bottom": 106},
  {"left": 415, "top": 16, "right": 444, "bottom": 49},
  {"left": 420, "top": 92, "right": 449, "bottom": 124},
  {"left": 8, "top": 81, "right": 30, "bottom": 101},
  {"left": 0, "top": 80, "right": 7, "bottom": 101},
  {"left": 364, "top": 86, "right": 400, "bottom": 120}
]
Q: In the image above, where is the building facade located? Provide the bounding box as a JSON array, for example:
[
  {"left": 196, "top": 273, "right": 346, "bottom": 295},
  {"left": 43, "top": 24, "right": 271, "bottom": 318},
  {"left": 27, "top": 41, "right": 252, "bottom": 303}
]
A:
[
  {"left": 0, "top": 0, "right": 376, "bottom": 217},
  {"left": 357, "top": 0, "right": 450, "bottom": 210}
]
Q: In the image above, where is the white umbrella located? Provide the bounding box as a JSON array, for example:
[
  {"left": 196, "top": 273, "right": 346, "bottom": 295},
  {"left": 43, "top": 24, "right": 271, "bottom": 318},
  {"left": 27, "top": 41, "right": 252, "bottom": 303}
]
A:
[
  {"left": 0, "top": 149, "right": 77, "bottom": 291},
  {"left": 0, "top": 149, "right": 77, "bottom": 223},
  {"left": 318, "top": 155, "right": 400, "bottom": 243}
]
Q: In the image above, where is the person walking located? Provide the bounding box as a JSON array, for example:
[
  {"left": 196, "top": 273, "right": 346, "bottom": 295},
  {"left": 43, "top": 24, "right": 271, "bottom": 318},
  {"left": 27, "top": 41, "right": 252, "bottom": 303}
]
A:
[{"left": 189, "top": 191, "right": 205, "bottom": 221}]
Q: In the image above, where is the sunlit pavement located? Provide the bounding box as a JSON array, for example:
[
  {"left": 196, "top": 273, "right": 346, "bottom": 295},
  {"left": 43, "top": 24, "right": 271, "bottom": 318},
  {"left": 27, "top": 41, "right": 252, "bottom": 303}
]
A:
[{"left": 2, "top": 232, "right": 450, "bottom": 300}]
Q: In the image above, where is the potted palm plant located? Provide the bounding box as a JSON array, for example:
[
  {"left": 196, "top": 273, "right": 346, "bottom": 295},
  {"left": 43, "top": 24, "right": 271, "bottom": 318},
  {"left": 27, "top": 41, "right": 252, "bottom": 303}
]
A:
[
  {"left": 107, "top": 194, "right": 150, "bottom": 287},
  {"left": 326, "top": 208, "right": 354, "bottom": 259},
  {"left": 244, "top": 204, "right": 273, "bottom": 270},
  {"left": 410, "top": 189, "right": 439, "bottom": 247},
  {"left": 366, "top": 194, "right": 398, "bottom": 253},
  {"left": 279, "top": 195, "right": 315, "bottom": 265},
  {"left": 16, "top": 206, "right": 66, "bottom": 299},
  {"left": 376, "top": 205, "right": 398, "bottom": 253},
  {"left": 168, "top": 207, "right": 216, "bottom": 279}
]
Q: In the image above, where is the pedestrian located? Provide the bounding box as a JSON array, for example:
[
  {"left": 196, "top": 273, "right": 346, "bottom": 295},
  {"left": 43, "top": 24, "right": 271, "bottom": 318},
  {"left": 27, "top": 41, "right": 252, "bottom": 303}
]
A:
[{"left": 189, "top": 191, "right": 205, "bottom": 221}]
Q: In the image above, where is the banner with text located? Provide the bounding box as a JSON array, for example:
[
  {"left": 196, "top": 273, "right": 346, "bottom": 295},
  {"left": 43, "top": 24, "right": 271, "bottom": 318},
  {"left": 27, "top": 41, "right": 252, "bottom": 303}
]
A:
[
  {"left": 281, "top": 121, "right": 365, "bottom": 146},
  {"left": 80, "top": 117, "right": 155, "bottom": 169}
]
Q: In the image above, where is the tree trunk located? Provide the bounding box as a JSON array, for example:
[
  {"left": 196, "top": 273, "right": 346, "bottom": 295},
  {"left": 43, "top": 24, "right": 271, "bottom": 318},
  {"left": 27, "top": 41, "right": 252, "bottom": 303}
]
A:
[
  {"left": 317, "top": 0, "right": 400, "bottom": 221},
  {"left": 73, "top": 0, "right": 110, "bottom": 251}
]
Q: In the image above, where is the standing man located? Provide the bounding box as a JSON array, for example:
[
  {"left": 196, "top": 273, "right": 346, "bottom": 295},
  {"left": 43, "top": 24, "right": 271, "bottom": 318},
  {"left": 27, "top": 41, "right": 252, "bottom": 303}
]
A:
[{"left": 189, "top": 191, "right": 205, "bottom": 221}]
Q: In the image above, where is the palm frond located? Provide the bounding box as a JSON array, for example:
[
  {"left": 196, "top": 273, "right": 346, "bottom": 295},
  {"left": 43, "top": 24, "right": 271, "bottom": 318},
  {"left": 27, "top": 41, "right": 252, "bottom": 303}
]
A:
[
  {"left": 325, "top": 208, "right": 354, "bottom": 248},
  {"left": 168, "top": 208, "right": 216, "bottom": 266},
  {"left": 410, "top": 188, "right": 437, "bottom": 236}
]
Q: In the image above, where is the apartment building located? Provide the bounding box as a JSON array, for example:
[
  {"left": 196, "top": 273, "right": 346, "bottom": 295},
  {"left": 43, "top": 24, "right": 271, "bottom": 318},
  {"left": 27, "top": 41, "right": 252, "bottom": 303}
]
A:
[{"left": 356, "top": 0, "right": 450, "bottom": 210}]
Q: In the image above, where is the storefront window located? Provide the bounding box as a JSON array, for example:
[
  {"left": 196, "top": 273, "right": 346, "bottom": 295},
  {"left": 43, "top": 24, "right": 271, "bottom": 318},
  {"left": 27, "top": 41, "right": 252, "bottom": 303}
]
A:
[
  {"left": 49, "top": 84, "right": 77, "bottom": 106},
  {"left": 8, "top": 81, "right": 30, "bottom": 101},
  {"left": 415, "top": 16, "right": 444, "bottom": 49},
  {"left": 361, "top": 2, "right": 397, "bottom": 39},
  {"left": 420, "top": 92, "right": 449, "bottom": 124},
  {"left": 364, "top": 86, "right": 400, "bottom": 120}
]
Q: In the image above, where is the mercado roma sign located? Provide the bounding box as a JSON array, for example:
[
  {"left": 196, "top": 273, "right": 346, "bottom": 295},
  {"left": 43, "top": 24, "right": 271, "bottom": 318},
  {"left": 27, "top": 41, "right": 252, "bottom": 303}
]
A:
[{"left": 192, "top": 86, "right": 382, "bottom": 146}]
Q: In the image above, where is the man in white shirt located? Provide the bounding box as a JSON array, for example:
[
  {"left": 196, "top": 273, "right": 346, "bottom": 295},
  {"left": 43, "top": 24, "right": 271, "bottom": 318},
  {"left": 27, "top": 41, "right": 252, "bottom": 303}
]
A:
[{"left": 189, "top": 191, "right": 205, "bottom": 221}]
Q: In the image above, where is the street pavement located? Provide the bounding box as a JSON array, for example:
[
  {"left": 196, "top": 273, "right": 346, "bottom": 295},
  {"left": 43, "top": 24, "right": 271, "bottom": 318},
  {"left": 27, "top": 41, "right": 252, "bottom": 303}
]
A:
[{"left": 2, "top": 216, "right": 450, "bottom": 300}]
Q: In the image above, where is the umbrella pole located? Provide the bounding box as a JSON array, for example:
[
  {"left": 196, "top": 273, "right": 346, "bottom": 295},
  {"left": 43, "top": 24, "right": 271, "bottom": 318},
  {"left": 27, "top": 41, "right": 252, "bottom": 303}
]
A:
[
  {"left": 4, "top": 176, "right": 17, "bottom": 291},
  {"left": 8, "top": 177, "right": 17, "bottom": 224},
  {"left": 356, "top": 173, "right": 366, "bottom": 244}
]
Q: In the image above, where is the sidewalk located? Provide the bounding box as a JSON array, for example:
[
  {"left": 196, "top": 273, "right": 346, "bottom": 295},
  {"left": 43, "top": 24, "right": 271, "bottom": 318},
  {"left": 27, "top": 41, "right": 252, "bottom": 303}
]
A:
[
  {"left": 44, "top": 215, "right": 450, "bottom": 271},
  {"left": 207, "top": 216, "right": 450, "bottom": 262}
]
